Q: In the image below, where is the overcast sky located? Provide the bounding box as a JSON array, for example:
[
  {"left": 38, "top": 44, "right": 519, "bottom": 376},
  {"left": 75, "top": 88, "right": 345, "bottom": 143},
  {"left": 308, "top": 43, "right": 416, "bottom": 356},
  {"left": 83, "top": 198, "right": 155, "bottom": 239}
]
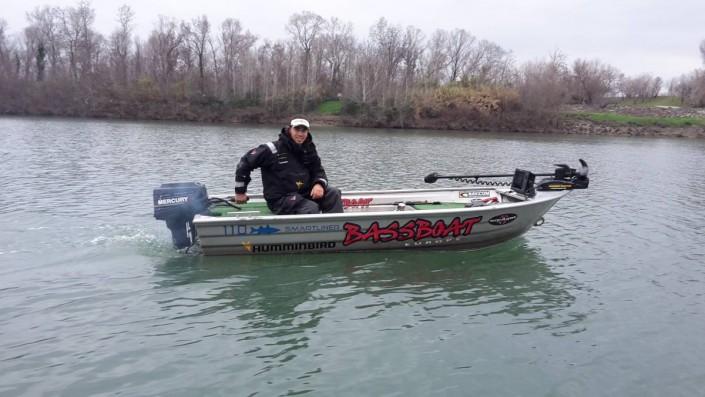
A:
[{"left": 4, "top": 0, "right": 704, "bottom": 82}]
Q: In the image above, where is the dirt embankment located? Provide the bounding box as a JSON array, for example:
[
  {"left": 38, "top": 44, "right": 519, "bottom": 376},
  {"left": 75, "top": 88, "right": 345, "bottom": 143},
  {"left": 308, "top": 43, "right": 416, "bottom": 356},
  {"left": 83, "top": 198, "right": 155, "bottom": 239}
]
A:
[{"left": 559, "top": 119, "right": 705, "bottom": 138}]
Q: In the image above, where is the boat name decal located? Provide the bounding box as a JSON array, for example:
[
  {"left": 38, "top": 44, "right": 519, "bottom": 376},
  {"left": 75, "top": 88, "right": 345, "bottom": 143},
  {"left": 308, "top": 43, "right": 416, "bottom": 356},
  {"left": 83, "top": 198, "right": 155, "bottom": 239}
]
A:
[
  {"left": 241, "top": 241, "right": 337, "bottom": 253},
  {"left": 488, "top": 213, "right": 517, "bottom": 226},
  {"left": 224, "top": 224, "right": 280, "bottom": 236},
  {"left": 157, "top": 196, "right": 188, "bottom": 205},
  {"left": 342, "top": 198, "right": 373, "bottom": 207},
  {"left": 284, "top": 224, "right": 341, "bottom": 233},
  {"left": 342, "top": 216, "right": 482, "bottom": 246}
]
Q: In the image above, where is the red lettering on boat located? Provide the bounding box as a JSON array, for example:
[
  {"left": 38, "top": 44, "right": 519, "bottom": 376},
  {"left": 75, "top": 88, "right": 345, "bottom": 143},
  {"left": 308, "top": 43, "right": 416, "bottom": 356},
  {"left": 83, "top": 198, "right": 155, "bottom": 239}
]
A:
[
  {"left": 342, "top": 198, "right": 374, "bottom": 207},
  {"left": 342, "top": 217, "right": 482, "bottom": 246}
]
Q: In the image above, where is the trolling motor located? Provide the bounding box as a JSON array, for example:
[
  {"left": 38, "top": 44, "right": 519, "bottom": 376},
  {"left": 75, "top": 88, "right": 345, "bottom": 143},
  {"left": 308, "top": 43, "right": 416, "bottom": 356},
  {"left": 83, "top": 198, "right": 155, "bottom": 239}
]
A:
[
  {"left": 424, "top": 159, "right": 590, "bottom": 198},
  {"left": 536, "top": 159, "right": 590, "bottom": 191},
  {"left": 153, "top": 182, "right": 209, "bottom": 249}
]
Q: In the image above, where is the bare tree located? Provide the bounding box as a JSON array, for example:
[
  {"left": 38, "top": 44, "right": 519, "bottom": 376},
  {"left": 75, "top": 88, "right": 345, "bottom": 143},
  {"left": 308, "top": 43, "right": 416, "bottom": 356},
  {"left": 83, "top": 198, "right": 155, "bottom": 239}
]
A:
[
  {"left": 146, "top": 16, "right": 184, "bottom": 92},
  {"left": 423, "top": 29, "right": 449, "bottom": 87},
  {"left": 700, "top": 39, "right": 705, "bottom": 66},
  {"left": 351, "top": 41, "right": 381, "bottom": 105},
  {"left": 421, "top": 29, "right": 449, "bottom": 88},
  {"left": 688, "top": 70, "right": 705, "bottom": 107},
  {"left": 518, "top": 52, "right": 570, "bottom": 113},
  {"left": 286, "top": 11, "right": 325, "bottom": 100},
  {"left": 620, "top": 74, "right": 662, "bottom": 100},
  {"left": 669, "top": 71, "right": 705, "bottom": 107},
  {"left": 133, "top": 37, "right": 143, "bottom": 79},
  {"left": 269, "top": 41, "right": 287, "bottom": 107},
  {"left": 220, "top": 18, "right": 256, "bottom": 100},
  {"left": 669, "top": 75, "right": 691, "bottom": 104},
  {"left": 60, "top": 1, "right": 97, "bottom": 81},
  {"left": 400, "top": 26, "right": 424, "bottom": 99},
  {"left": 370, "top": 18, "right": 404, "bottom": 105},
  {"left": 446, "top": 28, "right": 474, "bottom": 83},
  {"left": 36, "top": 40, "right": 47, "bottom": 81},
  {"left": 109, "top": 5, "right": 134, "bottom": 87},
  {"left": 26, "top": 6, "right": 63, "bottom": 78},
  {"left": 651, "top": 76, "right": 663, "bottom": 98},
  {"left": 185, "top": 15, "right": 212, "bottom": 95},
  {"left": 0, "top": 19, "right": 9, "bottom": 78},
  {"left": 19, "top": 25, "right": 45, "bottom": 82},
  {"left": 464, "top": 40, "right": 513, "bottom": 87},
  {"left": 20, "top": 26, "right": 42, "bottom": 81},
  {"left": 179, "top": 22, "right": 194, "bottom": 78},
  {"left": 321, "top": 17, "right": 354, "bottom": 96},
  {"left": 571, "top": 58, "right": 621, "bottom": 105}
]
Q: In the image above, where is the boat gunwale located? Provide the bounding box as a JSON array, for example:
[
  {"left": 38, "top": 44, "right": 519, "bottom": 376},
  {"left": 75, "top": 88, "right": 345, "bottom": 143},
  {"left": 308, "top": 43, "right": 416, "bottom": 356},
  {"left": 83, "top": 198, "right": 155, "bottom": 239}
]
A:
[
  {"left": 210, "top": 186, "right": 511, "bottom": 199},
  {"left": 195, "top": 189, "right": 569, "bottom": 225}
]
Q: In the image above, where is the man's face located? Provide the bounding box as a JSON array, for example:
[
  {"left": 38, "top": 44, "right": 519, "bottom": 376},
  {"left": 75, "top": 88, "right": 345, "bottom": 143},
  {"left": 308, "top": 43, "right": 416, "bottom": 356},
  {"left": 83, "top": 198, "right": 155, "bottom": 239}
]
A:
[{"left": 289, "top": 125, "right": 309, "bottom": 145}]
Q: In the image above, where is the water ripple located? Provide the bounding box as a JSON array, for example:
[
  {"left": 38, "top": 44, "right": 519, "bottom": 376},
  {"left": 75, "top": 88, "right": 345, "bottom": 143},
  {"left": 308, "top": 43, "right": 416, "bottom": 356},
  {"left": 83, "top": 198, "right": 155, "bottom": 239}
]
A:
[{"left": 2, "top": 118, "right": 705, "bottom": 396}]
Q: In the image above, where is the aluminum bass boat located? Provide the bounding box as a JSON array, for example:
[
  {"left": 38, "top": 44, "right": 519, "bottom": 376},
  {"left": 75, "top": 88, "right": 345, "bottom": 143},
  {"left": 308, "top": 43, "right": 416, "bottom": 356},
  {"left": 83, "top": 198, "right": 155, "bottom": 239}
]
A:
[{"left": 153, "top": 160, "right": 589, "bottom": 255}]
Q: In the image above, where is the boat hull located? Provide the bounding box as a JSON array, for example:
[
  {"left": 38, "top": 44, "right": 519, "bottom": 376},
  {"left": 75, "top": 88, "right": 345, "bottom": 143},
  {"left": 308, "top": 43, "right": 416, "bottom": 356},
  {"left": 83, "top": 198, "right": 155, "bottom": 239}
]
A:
[{"left": 193, "top": 188, "right": 569, "bottom": 255}]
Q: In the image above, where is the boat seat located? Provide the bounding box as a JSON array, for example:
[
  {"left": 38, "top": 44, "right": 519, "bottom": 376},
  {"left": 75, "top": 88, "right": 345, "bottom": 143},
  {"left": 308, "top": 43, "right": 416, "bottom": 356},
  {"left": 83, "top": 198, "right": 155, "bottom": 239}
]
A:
[{"left": 209, "top": 202, "right": 273, "bottom": 216}]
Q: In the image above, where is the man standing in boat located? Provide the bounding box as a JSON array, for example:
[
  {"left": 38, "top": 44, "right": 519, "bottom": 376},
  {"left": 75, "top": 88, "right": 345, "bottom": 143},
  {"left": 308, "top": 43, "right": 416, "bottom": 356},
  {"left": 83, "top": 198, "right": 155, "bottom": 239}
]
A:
[{"left": 234, "top": 118, "right": 344, "bottom": 215}]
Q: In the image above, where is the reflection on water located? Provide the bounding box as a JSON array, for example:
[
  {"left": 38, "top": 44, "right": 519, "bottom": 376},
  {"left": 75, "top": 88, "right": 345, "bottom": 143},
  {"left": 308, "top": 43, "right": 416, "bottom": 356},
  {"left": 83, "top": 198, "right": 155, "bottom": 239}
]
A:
[
  {"left": 149, "top": 240, "right": 582, "bottom": 392},
  {"left": 155, "top": 241, "right": 578, "bottom": 329}
]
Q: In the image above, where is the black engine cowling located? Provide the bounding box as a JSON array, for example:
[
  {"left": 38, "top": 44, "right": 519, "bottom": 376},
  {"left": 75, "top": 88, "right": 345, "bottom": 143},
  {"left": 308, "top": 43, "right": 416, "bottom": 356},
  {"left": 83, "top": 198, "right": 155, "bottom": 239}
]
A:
[
  {"left": 153, "top": 182, "right": 209, "bottom": 249},
  {"left": 536, "top": 160, "right": 590, "bottom": 191}
]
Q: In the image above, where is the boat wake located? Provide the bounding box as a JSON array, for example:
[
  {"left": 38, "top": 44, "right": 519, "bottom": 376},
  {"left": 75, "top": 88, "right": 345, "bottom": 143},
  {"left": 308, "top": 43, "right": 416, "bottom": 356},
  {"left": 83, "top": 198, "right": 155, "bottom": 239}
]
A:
[{"left": 87, "top": 225, "right": 174, "bottom": 255}]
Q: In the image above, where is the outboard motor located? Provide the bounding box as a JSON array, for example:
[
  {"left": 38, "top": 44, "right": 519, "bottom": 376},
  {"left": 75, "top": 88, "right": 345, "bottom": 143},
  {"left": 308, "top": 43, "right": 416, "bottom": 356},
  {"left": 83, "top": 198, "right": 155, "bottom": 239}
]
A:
[
  {"left": 536, "top": 159, "right": 590, "bottom": 191},
  {"left": 153, "top": 182, "right": 209, "bottom": 249}
]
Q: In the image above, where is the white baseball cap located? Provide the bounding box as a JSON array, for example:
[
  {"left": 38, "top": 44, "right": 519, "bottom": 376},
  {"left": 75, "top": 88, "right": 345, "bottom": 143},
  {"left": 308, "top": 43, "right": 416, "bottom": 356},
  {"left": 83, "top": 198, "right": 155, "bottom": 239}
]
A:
[{"left": 290, "top": 118, "right": 310, "bottom": 129}]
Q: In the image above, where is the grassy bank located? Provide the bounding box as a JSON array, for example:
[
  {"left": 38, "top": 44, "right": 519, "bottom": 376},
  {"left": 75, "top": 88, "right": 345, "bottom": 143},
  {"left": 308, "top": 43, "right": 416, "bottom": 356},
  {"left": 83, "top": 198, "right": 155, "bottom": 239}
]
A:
[
  {"left": 316, "top": 100, "right": 343, "bottom": 115},
  {"left": 568, "top": 112, "right": 705, "bottom": 128},
  {"left": 615, "top": 96, "right": 683, "bottom": 107}
]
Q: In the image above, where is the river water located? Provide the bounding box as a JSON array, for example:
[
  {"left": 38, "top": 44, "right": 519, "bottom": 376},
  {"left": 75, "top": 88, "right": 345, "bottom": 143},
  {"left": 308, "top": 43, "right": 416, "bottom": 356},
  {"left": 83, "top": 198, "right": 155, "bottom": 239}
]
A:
[{"left": 1, "top": 116, "right": 704, "bottom": 396}]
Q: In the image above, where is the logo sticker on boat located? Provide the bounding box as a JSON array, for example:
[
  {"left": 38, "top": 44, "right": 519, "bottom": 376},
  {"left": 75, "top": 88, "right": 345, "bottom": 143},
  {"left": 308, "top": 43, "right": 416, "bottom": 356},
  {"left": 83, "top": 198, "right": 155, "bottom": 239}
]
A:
[
  {"left": 241, "top": 241, "right": 337, "bottom": 253},
  {"left": 342, "top": 198, "right": 373, "bottom": 207},
  {"left": 342, "top": 216, "right": 482, "bottom": 246},
  {"left": 284, "top": 224, "right": 341, "bottom": 233},
  {"left": 156, "top": 196, "right": 189, "bottom": 205},
  {"left": 224, "top": 224, "right": 280, "bottom": 236},
  {"left": 488, "top": 213, "right": 517, "bottom": 226},
  {"left": 250, "top": 225, "right": 280, "bottom": 235},
  {"left": 459, "top": 191, "right": 491, "bottom": 198}
]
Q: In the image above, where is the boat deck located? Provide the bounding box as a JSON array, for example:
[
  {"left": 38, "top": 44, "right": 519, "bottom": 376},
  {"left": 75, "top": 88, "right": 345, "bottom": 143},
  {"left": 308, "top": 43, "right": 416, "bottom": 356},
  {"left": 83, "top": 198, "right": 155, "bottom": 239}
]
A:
[{"left": 208, "top": 201, "right": 469, "bottom": 217}]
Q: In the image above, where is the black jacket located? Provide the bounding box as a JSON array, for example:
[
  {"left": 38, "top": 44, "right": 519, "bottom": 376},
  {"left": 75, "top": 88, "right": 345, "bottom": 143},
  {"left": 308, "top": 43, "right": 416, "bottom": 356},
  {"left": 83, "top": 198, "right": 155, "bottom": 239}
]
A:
[{"left": 235, "top": 128, "right": 329, "bottom": 203}]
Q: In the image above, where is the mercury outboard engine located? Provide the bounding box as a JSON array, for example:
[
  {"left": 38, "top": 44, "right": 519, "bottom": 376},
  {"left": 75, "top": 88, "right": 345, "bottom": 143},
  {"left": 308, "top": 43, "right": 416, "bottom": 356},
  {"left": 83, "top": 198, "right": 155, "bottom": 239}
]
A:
[{"left": 153, "top": 182, "right": 209, "bottom": 249}]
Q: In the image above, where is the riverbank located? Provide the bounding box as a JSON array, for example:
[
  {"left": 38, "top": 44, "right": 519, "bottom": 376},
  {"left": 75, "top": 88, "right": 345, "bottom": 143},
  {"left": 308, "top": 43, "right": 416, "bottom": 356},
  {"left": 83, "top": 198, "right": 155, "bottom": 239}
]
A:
[
  {"left": 305, "top": 104, "right": 705, "bottom": 138},
  {"left": 3, "top": 97, "right": 704, "bottom": 138}
]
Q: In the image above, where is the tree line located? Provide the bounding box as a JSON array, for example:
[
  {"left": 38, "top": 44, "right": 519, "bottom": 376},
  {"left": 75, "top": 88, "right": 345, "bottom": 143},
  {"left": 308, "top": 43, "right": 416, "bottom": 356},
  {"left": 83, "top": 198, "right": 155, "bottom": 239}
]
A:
[{"left": 1, "top": 2, "right": 704, "bottom": 126}]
